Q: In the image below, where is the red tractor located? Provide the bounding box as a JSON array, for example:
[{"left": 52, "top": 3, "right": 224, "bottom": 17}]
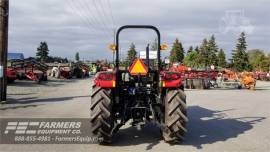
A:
[{"left": 90, "top": 25, "right": 188, "bottom": 144}]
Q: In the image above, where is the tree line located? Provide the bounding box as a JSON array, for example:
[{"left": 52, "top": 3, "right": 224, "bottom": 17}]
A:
[
  {"left": 35, "top": 33, "right": 270, "bottom": 72},
  {"left": 36, "top": 41, "right": 81, "bottom": 63},
  {"left": 125, "top": 32, "right": 270, "bottom": 72},
  {"left": 169, "top": 32, "right": 270, "bottom": 72}
]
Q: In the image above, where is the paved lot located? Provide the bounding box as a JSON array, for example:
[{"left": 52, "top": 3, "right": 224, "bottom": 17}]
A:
[{"left": 0, "top": 78, "right": 270, "bottom": 152}]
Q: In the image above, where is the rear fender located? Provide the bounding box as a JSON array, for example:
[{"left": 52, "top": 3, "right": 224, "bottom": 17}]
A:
[
  {"left": 161, "top": 71, "right": 183, "bottom": 88},
  {"left": 94, "top": 71, "right": 116, "bottom": 88}
]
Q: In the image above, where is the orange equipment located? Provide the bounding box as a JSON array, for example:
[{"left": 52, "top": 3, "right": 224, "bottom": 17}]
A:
[
  {"left": 223, "top": 69, "right": 239, "bottom": 81},
  {"left": 239, "top": 72, "right": 256, "bottom": 90},
  {"left": 170, "top": 64, "right": 189, "bottom": 72}
]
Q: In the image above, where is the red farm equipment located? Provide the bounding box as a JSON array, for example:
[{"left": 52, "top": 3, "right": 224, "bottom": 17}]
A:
[
  {"left": 254, "top": 71, "right": 270, "bottom": 81},
  {"left": 73, "top": 62, "right": 90, "bottom": 78},
  {"left": 170, "top": 65, "right": 219, "bottom": 89},
  {"left": 50, "top": 62, "right": 90, "bottom": 79},
  {"left": 183, "top": 70, "right": 219, "bottom": 89},
  {"left": 6, "top": 67, "right": 17, "bottom": 83},
  {"left": 10, "top": 58, "right": 48, "bottom": 83},
  {"left": 90, "top": 25, "right": 188, "bottom": 144}
]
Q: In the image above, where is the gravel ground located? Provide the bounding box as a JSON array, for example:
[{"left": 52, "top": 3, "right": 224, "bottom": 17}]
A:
[{"left": 0, "top": 78, "right": 269, "bottom": 152}]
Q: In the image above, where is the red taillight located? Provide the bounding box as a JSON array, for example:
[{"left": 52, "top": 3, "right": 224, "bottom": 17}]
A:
[{"left": 97, "top": 73, "right": 114, "bottom": 81}]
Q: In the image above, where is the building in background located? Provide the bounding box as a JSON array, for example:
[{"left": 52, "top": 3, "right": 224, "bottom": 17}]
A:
[{"left": 8, "top": 53, "right": 24, "bottom": 60}]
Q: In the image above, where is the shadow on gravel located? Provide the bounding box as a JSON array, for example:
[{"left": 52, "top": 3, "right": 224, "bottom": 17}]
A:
[
  {"left": 7, "top": 81, "right": 64, "bottom": 88},
  {"left": 253, "top": 87, "right": 270, "bottom": 91},
  {"left": 7, "top": 93, "right": 36, "bottom": 96},
  {"left": 2, "top": 94, "right": 90, "bottom": 110},
  {"left": 7, "top": 78, "right": 82, "bottom": 88},
  {"left": 6, "top": 95, "right": 90, "bottom": 105},
  {"left": 112, "top": 106, "right": 266, "bottom": 150},
  {"left": 183, "top": 106, "right": 265, "bottom": 149},
  {"left": 0, "top": 104, "right": 43, "bottom": 110}
]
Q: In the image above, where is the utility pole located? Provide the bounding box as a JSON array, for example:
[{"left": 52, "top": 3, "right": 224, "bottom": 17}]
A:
[{"left": 0, "top": 0, "right": 9, "bottom": 103}]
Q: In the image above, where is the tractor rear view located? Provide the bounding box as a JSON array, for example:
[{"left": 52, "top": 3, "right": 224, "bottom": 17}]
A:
[{"left": 90, "top": 25, "right": 188, "bottom": 144}]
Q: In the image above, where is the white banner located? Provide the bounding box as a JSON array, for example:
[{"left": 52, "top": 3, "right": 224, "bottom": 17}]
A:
[{"left": 140, "top": 51, "right": 157, "bottom": 59}]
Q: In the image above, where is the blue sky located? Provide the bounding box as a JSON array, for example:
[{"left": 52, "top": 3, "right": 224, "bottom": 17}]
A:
[{"left": 8, "top": 0, "right": 270, "bottom": 60}]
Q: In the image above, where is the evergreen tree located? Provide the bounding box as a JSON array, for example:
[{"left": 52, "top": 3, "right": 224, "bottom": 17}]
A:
[
  {"left": 36, "top": 42, "right": 49, "bottom": 62},
  {"left": 47, "top": 56, "right": 69, "bottom": 63},
  {"left": 232, "top": 32, "right": 251, "bottom": 71},
  {"left": 208, "top": 35, "right": 218, "bottom": 66},
  {"left": 217, "top": 49, "right": 227, "bottom": 68},
  {"left": 170, "top": 38, "right": 185, "bottom": 63},
  {"left": 198, "top": 38, "right": 209, "bottom": 68},
  {"left": 126, "top": 43, "right": 137, "bottom": 65},
  {"left": 195, "top": 46, "right": 200, "bottom": 52},
  {"left": 151, "top": 38, "right": 158, "bottom": 51},
  {"left": 75, "top": 52, "right": 80, "bottom": 61},
  {"left": 184, "top": 51, "right": 200, "bottom": 68},
  {"left": 64, "top": 58, "right": 68, "bottom": 63},
  {"left": 187, "top": 46, "right": 193, "bottom": 54}
]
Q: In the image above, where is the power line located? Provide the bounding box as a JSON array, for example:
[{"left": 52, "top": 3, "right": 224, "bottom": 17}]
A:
[
  {"left": 67, "top": 0, "right": 115, "bottom": 55},
  {"left": 80, "top": 0, "right": 111, "bottom": 38},
  {"left": 67, "top": 0, "right": 118, "bottom": 53},
  {"left": 74, "top": 0, "right": 113, "bottom": 39},
  {"left": 74, "top": 0, "right": 102, "bottom": 33},
  {"left": 67, "top": 0, "right": 113, "bottom": 51},
  {"left": 67, "top": 0, "right": 96, "bottom": 34},
  {"left": 81, "top": 0, "right": 105, "bottom": 29},
  {"left": 92, "top": 0, "right": 113, "bottom": 37},
  {"left": 72, "top": 0, "right": 109, "bottom": 36},
  {"left": 97, "top": 0, "right": 113, "bottom": 30},
  {"left": 106, "top": 0, "right": 116, "bottom": 29},
  {"left": 105, "top": 0, "right": 117, "bottom": 44}
]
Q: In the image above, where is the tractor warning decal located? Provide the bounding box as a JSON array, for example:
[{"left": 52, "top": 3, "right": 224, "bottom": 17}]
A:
[{"left": 129, "top": 58, "right": 148, "bottom": 75}]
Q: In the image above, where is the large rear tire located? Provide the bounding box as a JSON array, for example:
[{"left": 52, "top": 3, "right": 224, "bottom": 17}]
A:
[
  {"left": 90, "top": 84, "right": 114, "bottom": 144},
  {"left": 163, "top": 89, "right": 188, "bottom": 142}
]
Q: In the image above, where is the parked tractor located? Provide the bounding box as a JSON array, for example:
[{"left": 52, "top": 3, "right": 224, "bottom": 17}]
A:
[{"left": 90, "top": 25, "right": 188, "bottom": 144}]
